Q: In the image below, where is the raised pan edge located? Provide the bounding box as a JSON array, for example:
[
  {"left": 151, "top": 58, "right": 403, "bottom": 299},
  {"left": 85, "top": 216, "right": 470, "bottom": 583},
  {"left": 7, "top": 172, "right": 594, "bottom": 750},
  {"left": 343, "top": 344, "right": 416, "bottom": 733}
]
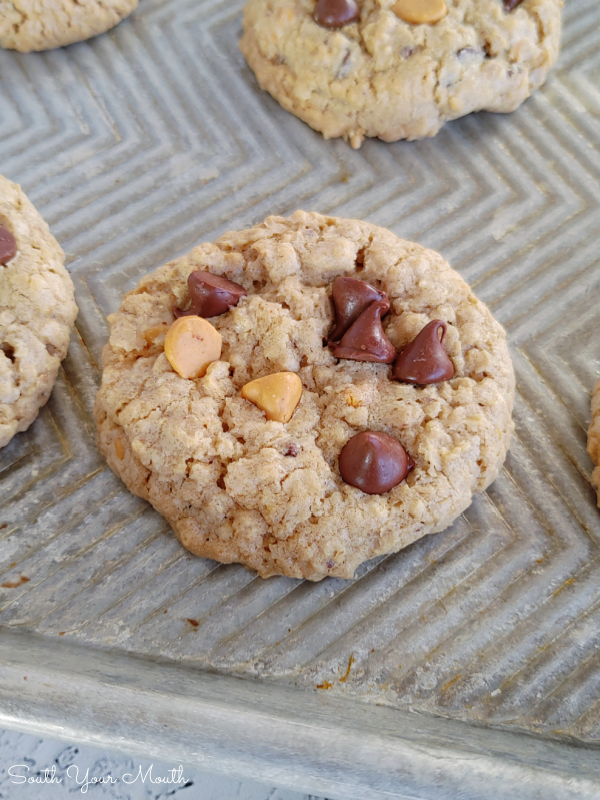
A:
[{"left": 1, "top": 628, "right": 599, "bottom": 800}]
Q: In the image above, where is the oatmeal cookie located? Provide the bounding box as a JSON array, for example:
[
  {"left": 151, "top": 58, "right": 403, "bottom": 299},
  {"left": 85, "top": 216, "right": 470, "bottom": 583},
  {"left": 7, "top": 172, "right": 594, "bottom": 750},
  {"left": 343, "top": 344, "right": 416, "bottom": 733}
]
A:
[
  {"left": 587, "top": 379, "right": 600, "bottom": 506},
  {"left": 95, "top": 211, "right": 514, "bottom": 581},
  {"left": 0, "top": 175, "right": 78, "bottom": 448},
  {"left": 240, "top": 0, "right": 562, "bottom": 148},
  {"left": 0, "top": 0, "right": 138, "bottom": 52}
]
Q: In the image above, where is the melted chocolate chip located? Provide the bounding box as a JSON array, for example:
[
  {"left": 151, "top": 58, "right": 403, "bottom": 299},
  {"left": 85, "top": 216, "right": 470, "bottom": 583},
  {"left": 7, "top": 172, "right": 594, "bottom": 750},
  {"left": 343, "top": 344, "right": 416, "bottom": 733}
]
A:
[
  {"left": 314, "top": 0, "right": 360, "bottom": 28},
  {"left": 329, "top": 276, "right": 386, "bottom": 342},
  {"left": 339, "top": 431, "right": 413, "bottom": 494},
  {"left": 503, "top": 0, "right": 523, "bottom": 9},
  {"left": 392, "top": 320, "right": 454, "bottom": 385},
  {"left": 0, "top": 226, "right": 17, "bottom": 266},
  {"left": 331, "top": 299, "right": 396, "bottom": 363},
  {"left": 174, "top": 271, "right": 246, "bottom": 319}
]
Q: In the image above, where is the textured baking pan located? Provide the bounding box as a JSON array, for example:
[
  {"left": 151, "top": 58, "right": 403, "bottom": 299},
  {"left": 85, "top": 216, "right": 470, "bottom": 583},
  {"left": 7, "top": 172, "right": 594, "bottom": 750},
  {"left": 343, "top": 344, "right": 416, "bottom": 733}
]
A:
[{"left": 1, "top": 0, "right": 600, "bottom": 796}]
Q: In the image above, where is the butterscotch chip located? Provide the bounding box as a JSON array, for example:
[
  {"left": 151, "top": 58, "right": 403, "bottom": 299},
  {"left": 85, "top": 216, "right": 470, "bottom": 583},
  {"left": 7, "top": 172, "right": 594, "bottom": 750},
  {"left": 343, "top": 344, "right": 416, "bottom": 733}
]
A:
[
  {"left": 95, "top": 211, "right": 514, "bottom": 581},
  {"left": 0, "top": 175, "right": 78, "bottom": 449},
  {"left": 392, "top": 0, "right": 447, "bottom": 25},
  {"left": 242, "top": 372, "right": 303, "bottom": 423},
  {"left": 164, "top": 317, "right": 222, "bottom": 379}
]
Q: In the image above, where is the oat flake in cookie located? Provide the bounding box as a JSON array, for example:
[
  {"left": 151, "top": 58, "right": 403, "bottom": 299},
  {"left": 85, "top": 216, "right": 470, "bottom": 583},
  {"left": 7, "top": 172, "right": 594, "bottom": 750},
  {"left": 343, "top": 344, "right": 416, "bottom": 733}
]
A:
[
  {"left": 0, "top": 175, "right": 78, "bottom": 448},
  {"left": 240, "top": 0, "right": 561, "bottom": 148},
  {"left": 0, "top": 0, "right": 138, "bottom": 52},
  {"left": 95, "top": 211, "right": 514, "bottom": 581}
]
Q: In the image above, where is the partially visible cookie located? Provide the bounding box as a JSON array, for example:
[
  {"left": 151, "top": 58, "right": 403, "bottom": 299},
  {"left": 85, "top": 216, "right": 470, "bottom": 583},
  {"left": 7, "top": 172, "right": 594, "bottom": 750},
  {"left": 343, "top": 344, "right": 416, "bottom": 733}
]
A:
[
  {"left": 587, "top": 379, "right": 600, "bottom": 506},
  {"left": 0, "top": 0, "right": 138, "bottom": 52},
  {"left": 95, "top": 211, "right": 514, "bottom": 581},
  {"left": 0, "top": 175, "right": 78, "bottom": 448},
  {"left": 240, "top": 0, "right": 562, "bottom": 148}
]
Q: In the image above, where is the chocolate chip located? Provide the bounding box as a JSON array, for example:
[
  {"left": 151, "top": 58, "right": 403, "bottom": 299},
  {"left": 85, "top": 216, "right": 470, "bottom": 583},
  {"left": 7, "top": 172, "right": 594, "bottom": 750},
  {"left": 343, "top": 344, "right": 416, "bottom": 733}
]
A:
[
  {"left": 0, "top": 226, "right": 16, "bottom": 266},
  {"left": 285, "top": 443, "right": 299, "bottom": 457},
  {"left": 392, "top": 320, "right": 454, "bottom": 385},
  {"left": 503, "top": 0, "right": 523, "bottom": 9},
  {"left": 329, "top": 276, "right": 386, "bottom": 342},
  {"left": 314, "top": 0, "right": 360, "bottom": 28},
  {"left": 339, "top": 431, "right": 413, "bottom": 494},
  {"left": 1, "top": 343, "right": 15, "bottom": 363},
  {"left": 174, "top": 271, "right": 246, "bottom": 319},
  {"left": 331, "top": 299, "right": 396, "bottom": 363}
]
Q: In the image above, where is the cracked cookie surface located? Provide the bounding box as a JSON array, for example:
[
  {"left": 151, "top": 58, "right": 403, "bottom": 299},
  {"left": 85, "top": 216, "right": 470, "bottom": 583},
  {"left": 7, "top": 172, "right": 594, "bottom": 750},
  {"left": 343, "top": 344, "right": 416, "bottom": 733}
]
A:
[
  {"left": 587, "top": 379, "right": 600, "bottom": 507},
  {"left": 0, "top": 0, "right": 138, "bottom": 52},
  {"left": 95, "top": 211, "right": 514, "bottom": 581},
  {"left": 240, "top": 0, "right": 561, "bottom": 147},
  {"left": 0, "top": 175, "right": 78, "bottom": 448}
]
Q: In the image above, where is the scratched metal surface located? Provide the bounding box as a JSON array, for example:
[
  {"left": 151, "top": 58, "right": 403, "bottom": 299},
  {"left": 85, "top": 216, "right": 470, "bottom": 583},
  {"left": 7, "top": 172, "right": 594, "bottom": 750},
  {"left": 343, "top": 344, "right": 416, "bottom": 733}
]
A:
[{"left": 1, "top": 0, "right": 600, "bottom": 785}]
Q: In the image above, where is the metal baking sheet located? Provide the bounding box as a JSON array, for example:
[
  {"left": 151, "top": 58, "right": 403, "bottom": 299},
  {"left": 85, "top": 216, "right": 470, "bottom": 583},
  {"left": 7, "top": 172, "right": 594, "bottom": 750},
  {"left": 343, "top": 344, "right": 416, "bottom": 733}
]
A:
[{"left": 1, "top": 0, "right": 600, "bottom": 796}]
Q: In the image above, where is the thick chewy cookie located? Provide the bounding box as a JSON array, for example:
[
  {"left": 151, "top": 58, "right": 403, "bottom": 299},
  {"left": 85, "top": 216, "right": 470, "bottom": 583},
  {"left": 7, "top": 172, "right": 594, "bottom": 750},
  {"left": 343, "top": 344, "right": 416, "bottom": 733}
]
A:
[
  {"left": 587, "top": 379, "right": 600, "bottom": 507},
  {"left": 0, "top": 175, "right": 78, "bottom": 448},
  {"left": 0, "top": 0, "right": 138, "bottom": 52},
  {"left": 240, "top": 0, "right": 561, "bottom": 148},
  {"left": 95, "top": 211, "right": 514, "bottom": 581}
]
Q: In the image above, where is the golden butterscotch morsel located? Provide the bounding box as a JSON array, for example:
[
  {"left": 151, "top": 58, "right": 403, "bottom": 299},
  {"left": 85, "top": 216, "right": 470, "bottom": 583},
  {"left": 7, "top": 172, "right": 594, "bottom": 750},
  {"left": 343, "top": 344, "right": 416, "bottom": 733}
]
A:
[
  {"left": 241, "top": 372, "right": 303, "bottom": 423},
  {"left": 391, "top": 0, "right": 447, "bottom": 25},
  {"left": 164, "top": 316, "right": 222, "bottom": 379}
]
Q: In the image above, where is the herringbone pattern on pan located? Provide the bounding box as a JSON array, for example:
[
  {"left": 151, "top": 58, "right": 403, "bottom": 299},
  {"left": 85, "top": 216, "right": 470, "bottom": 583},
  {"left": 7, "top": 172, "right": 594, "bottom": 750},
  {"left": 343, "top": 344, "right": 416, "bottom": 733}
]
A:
[{"left": 1, "top": 0, "right": 599, "bottom": 745}]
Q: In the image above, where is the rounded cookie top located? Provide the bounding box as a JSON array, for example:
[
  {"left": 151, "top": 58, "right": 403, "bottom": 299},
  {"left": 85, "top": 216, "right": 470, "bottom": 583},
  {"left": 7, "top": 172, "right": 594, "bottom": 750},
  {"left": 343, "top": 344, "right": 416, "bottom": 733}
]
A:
[
  {"left": 96, "top": 212, "right": 514, "bottom": 581},
  {"left": 0, "top": 0, "right": 138, "bottom": 52},
  {"left": 240, "top": 0, "right": 561, "bottom": 147},
  {"left": 587, "top": 379, "right": 600, "bottom": 507},
  {"left": 0, "top": 175, "right": 78, "bottom": 448}
]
